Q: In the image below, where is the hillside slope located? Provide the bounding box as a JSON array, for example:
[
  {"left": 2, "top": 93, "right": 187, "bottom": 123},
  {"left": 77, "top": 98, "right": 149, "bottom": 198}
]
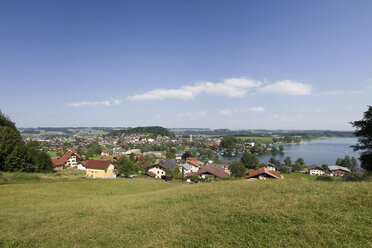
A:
[{"left": 0, "top": 179, "right": 371, "bottom": 247}]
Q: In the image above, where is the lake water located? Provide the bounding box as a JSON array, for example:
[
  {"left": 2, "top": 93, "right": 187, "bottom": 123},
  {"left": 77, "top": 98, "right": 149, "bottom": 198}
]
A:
[{"left": 219, "top": 138, "right": 360, "bottom": 166}]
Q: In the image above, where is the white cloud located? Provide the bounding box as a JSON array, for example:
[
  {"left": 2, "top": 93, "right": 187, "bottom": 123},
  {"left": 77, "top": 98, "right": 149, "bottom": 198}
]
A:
[
  {"left": 259, "top": 80, "right": 312, "bottom": 96},
  {"left": 127, "top": 77, "right": 261, "bottom": 101},
  {"left": 243, "top": 106, "right": 265, "bottom": 113},
  {"left": 68, "top": 99, "right": 122, "bottom": 107},
  {"left": 218, "top": 109, "right": 232, "bottom": 115}
]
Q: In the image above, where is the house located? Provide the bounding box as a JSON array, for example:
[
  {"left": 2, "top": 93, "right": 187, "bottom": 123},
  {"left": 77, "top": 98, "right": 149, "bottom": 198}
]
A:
[
  {"left": 201, "top": 164, "right": 231, "bottom": 174},
  {"left": 51, "top": 152, "right": 81, "bottom": 169},
  {"left": 77, "top": 161, "right": 87, "bottom": 170},
  {"left": 101, "top": 150, "right": 110, "bottom": 156},
  {"left": 158, "top": 159, "right": 178, "bottom": 171},
  {"left": 147, "top": 165, "right": 166, "bottom": 179},
  {"left": 85, "top": 160, "right": 116, "bottom": 178},
  {"left": 308, "top": 166, "right": 325, "bottom": 176},
  {"left": 113, "top": 148, "right": 127, "bottom": 155},
  {"left": 246, "top": 167, "right": 284, "bottom": 180},
  {"left": 244, "top": 139, "right": 255, "bottom": 147},
  {"left": 179, "top": 163, "right": 198, "bottom": 174},
  {"left": 328, "top": 165, "right": 351, "bottom": 176},
  {"left": 146, "top": 159, "right": 178, "bottom": 179},
  {"left": 265, "top": 162, "right": 276, "bottom": 171},
  {"left": 185, "top": 167, "right": 229, "bottom": 180}
]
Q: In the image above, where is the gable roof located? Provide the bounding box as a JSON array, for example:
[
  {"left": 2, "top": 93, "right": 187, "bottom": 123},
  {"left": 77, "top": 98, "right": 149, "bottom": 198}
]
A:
[
  {"left": 265, "top": 162, "right": 276, "bottom": 168},
  {"left": 146, "top": 171, "right": 156, "bottom": 177},
  {"left": 246, "top": 167, "right": 283, "bottom": 179},
  {"left": 328, "top": 165, "right": 350, "bottom": 172},
  {"left": 157, "top": 159, "right": 178, "bottom": 171},
  {"left": 186, "top": 157, "right": 200, "bottom": 167},
  {"left": 84, "top": 160, "right": 112, "bottom": 170},
  {"left": 185, "top": 167, "right": 229, "bottom": 179},
  {"left": 308, "top": 165, "right": 324, "bottom": 171},
  {"left": 51, "top": 158, "right": 64, "bottom": 167}
]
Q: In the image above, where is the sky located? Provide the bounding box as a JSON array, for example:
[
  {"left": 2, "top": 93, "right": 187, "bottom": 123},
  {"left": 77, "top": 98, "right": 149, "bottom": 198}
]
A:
[{"left": 0, "top": 0, "right": 371, "bottom": 130}]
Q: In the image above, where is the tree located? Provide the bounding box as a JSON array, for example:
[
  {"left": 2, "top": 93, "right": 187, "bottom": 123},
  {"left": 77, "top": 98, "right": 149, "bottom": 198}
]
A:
[
  {"left": 284, "top": 156, "right": 292, "bottom": 167},
  {"left": 116, "top": 157, "right": 138, "bottom": 176},
  {"left": 321, "top": 164, "right": 329, "bottom": 171},
  {"left": 351, "top": 106, "right": 372, "bottom": 171},
  {"left": 166, "top": 151, "right": 176, "bottom": 159},
  {"left": 182, "top": 151, "right": 192, "bottom": 161},
  {"left": 241, "top": 152, "right": 260, "bottom": 169},
  {"left": 292, "top": 162, "right": 304, "bottom": 172},
  {"left": 279, "top": 145, "right": 284, "bottom": 153},
  {"left": 220, "top": 136, "right": 238, "bottom": 150},
  {"left": 172, "top": 166, "right": 182, "bottom": 179},
  {"left": 269, "top": 158, "right": 281, "bottom": 168},
  {"left": 295, "top": 158, "right": 305, "bottom": 166},
  {"left": 228, "top": 162, "right": 246, "bottom": 177}
]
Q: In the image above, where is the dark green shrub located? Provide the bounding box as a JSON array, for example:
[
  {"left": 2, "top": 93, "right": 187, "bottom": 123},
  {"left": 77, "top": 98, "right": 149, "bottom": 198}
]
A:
[{"left": 316, "top": 175, "right": 334, "bottom": 181}]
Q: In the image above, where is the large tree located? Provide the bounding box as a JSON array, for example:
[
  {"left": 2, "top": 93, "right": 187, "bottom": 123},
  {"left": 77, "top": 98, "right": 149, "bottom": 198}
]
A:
[
  {"left": 220, "top": 136, "right": 238, "bottom": 150},
  {"left": 351, "top": 106, "right": 372, "bottom": 171},
  {"left": 228, "top": 162, "right": 246, "bottom": 177},
  {"left": 241, "top": 152, "right": 260, "bottom": 169},
  {"left": 0, "top": 110, "right": 53, "bottom": 172}
]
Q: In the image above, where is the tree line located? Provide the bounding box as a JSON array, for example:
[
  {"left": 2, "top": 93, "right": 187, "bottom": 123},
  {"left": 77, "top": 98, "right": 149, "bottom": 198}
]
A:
[{"left": 0, "top": 111, "right": 53, "bottom": 172}]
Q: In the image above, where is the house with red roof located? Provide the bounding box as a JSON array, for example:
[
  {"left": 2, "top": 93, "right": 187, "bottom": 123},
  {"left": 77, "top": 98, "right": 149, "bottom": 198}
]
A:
[
  {"left": 51, "top": 152, "right": 81, "bottom": 170},
  {"left": 246, "top": 167, "right": 284, "bottom": 180},
  {"left": 85, "top": 160, "right": 116, "bottom": 178},
  {"left": 185, "top": 166, "right": 229, "bottom": 180}
]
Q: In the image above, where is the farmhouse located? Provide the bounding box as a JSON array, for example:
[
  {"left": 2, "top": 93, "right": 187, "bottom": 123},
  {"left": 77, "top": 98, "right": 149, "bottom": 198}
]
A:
[
  {"left": 246, "top": 167, "right": 284, "bottom": 180},
  {"left": 185, "top": 166, "right": 229, "bottom": 180},
  {"left": 265, "top": 162, "right": 276, "bottom": 171},
  {"left": 147, "top": 159, "right": 178, "bottom": 179},
  {"left": 51, "top": 152, "right": 81, "bottom": 169},
  {"left": 328, "top": 165, "right": 350, "bottom": 176},
  {"left": 308, "top": 166, "right": 325, "bottom": 176},
  {"left": 85, "top": 160, "right": 116, "bottom": 178}
]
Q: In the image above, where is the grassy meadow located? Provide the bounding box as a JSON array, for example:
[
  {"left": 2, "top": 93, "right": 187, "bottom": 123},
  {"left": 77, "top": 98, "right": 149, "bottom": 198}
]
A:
[
  {"left": 0, "top": 178, "right": 371, "bottom": 247},
  {"left": 236, "top": 136, "right": 273, "bottom": 144}
]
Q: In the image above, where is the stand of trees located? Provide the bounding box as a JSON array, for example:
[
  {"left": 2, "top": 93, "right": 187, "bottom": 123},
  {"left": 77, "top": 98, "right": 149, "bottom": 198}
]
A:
[
  {"left": 335, "top": 156, "right": 358, "bottom": 171},
  {"left": 0, "top": 111, "right": 52, "bottom": 172},
  {"left": 351, "top": 106, "right": 372, "bottom": 171}
]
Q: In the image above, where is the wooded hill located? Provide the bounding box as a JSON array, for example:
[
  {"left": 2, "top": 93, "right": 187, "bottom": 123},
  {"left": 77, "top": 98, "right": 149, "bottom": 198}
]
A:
[{"left": 106, "top": 126, "right": 175, "bottom": 138}]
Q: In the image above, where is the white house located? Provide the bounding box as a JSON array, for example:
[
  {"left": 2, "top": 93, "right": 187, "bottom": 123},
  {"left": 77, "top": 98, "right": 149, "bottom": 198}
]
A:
[
  {"left": 179, "top": 163, "right": 199, "bottom": 174},
  {"left": 147, "top": 165, "right": 166, "bottom": 179},
  {"left": 308, "top": 166, "right": 325, "bottom": 176},
  {"left": 265, "top": 162, "right": 276, "bottom": 171},
  {"left": 76, "top": 162, "right": 87, "bottom": 170}
]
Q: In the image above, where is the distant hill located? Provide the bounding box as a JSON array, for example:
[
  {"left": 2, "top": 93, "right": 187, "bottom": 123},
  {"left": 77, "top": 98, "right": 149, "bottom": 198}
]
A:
[{"left": 106, "top": 126, "right": 175, "bottom": 138}]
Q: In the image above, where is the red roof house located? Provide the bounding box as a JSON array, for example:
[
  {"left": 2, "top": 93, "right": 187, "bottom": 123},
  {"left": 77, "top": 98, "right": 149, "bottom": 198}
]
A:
[{"left": 246, "top": 167, "right": 284, "bottom": 180}]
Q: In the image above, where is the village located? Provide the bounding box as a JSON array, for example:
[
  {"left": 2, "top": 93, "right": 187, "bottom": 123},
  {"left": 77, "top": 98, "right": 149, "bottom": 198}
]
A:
[{"left": 27, "top": 131, "right": 363, "bottom": 182}]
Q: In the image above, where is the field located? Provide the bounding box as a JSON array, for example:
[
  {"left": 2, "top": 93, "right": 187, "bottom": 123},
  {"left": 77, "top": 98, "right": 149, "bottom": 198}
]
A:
[
  {"left": 0, "top": 178, "right": 371, "bottom": 247},
  {"left": 236, "top": 136, "right": 273, "bottom": 144}
]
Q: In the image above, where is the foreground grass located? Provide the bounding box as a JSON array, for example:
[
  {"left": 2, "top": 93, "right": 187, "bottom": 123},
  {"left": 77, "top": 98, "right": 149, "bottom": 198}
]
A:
[
  {"left": 0, "top": 170, "right": 85, "bottom": 185},
  {"left": 0, "top": 179, "right": 371, "bottom": 247}
]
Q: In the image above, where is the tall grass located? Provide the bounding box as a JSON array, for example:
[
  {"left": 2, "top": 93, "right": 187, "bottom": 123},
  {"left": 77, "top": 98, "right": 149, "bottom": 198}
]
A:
[{"left": 0, "top": 179, "right": 371, "bottom": 247}]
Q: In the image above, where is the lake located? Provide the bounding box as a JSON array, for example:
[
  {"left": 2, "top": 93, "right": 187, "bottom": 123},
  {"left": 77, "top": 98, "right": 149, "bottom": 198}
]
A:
[{"left": 219, "top": 137, "right": 360, "bottom": 166}]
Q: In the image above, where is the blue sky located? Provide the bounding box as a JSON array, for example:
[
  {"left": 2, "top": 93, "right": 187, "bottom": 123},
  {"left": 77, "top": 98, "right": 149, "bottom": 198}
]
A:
[{"left": 0, "top": 0, "right": 371, "bottom": 130}]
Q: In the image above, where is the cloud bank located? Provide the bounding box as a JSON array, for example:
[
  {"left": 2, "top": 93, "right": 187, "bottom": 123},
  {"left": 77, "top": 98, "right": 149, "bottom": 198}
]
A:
[
  {"left": 68, "top": 99, "right": 122, "bottom": 107},
  {"left": 259, "top": 80, "right": 312, "bottom": 96},
  {"left": 128, "top": 77, "right": 261, "bottom": 101},
  {"left": 128, "top": 77, "right": 312, "bottom": 101}
]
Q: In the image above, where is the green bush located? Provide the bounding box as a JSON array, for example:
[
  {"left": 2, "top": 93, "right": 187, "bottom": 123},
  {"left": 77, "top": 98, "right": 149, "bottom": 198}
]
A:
[{"left": 316, "top": 175, "right": 334, "bottom": 181}]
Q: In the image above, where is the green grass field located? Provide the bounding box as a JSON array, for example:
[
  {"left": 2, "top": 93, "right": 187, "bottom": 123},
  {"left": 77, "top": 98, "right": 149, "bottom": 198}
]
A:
[
  {"left": 0, "top": 178, "right": 371, "bottom": 247},
  {"left": 236, "top": 136, "right": 273, "bottom": 144}
]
